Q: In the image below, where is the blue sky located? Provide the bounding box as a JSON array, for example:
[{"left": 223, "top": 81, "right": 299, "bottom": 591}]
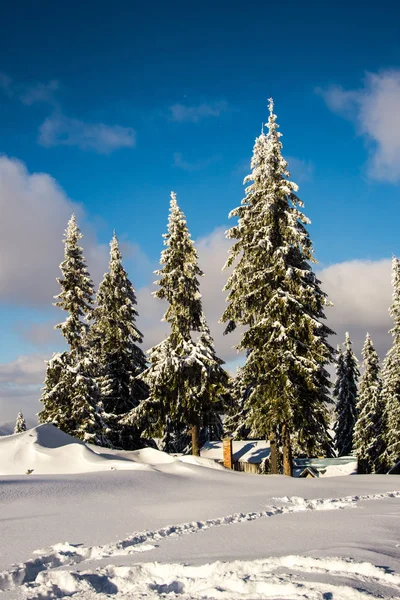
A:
[{"left": 1, "top": 0, "right": 400, "bottom": 422}]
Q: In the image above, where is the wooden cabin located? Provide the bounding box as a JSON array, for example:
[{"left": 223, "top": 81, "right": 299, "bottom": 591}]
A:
[
  {"left": 201, "top": 439, "right": 358, "bottom": 477},
  {"left": 200, "top": 439, "right": 270, "bottom": 473}
]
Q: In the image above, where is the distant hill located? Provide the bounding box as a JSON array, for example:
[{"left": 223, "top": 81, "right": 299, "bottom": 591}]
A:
[{"left": 0, "top": 422, "right": 14, "bottom": 436}]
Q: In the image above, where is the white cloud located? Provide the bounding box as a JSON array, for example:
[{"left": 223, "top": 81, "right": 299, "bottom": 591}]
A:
[
  {"left": 0, "top": 354, "right": 46, "bottom": 385},
  {"left": 173, "top": 152, "right": 221, "bottom": 171},
  {"left": 318, "top": 70, "right": 400, "bottom": 182},
  {"left": 20, "top": 79, "right": 59, "bottom": 106},
  {"left": 0, "top": 74, "right": 135, "bottom": 154},
  {"left": 169, "top": 101, "right": 228, "bottom": 123},
  {"left": 317, "top": 258, "right": 392, "bottom": 360},
  {"left": 0, "top": 73, "right": 59, "bottom": 105},
  {"left": 0, "top": 354, "right": 45, "bottom": 425},
  {"left": 0, "top": 155, "right": 110, "bottom": 306},
  {"left": 38, "top": 113, "right": 136, "bottom": 154},
  {"left": 16, "top": 318, "right": 62, "bottom": 347}
]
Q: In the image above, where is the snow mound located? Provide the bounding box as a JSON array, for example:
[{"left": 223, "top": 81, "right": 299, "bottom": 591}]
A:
[
  {"left": 0, "top": 424, "right": 148, "bottom": 475},
  {"left": 24, "top": 555, "right": 400, "bottom": 600},
  {"left": 0, "top": 425, "right": 220, "bottom": 476},
  {"left": 179, "top": 454, "right": 226, "bottom": 470}
]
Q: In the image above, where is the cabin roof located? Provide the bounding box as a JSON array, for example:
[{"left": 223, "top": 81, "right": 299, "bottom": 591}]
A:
[
  {"left": 298, "top": 466, "right": 320, "bottom": 478},
  {"left": 293, "top": 456, "right": 357, "bottom": 477}
]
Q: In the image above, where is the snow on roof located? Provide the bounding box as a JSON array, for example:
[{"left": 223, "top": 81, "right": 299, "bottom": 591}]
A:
[
  {"left": 293, "top": 456, "right": 358, "bottom": 478},
  {"left": 298, "top": 466, "right": 319, "bottom": 478},
  {"left": 201, "top": 440, "right": 270, "bottom": 463}
]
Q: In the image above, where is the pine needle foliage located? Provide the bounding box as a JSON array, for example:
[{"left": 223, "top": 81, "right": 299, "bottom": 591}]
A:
[
  {"left": 54, "top": 214, "right": 95, "bottom": 350},
  {"left": 334, "top": 333, "right": 359, "bottom": 457},
  {"left": 353, "top": 333, "right": 384, "bottom": 473},
  {"left": 91, "top": 234, "right": 148, "bottom": 449},
  {"left": 381, "top": 257, "right": 400, "bottom": 468},
  {"left": 128, "top": 193, "right": 228, "bottom": 454},
  {"left": 39, "top": 215, "right": 108, "bottom": 445},
  {"left": 221, "top": 99, "right": 334, "bottom": 461}
]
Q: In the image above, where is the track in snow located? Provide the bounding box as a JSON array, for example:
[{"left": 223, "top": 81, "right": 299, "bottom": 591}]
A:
[
  {"left": 23, "top": 555, "right": 400, "bottom": 600},
  {"left": 0, "top": 490, "right": 399, "bottom": 597}
]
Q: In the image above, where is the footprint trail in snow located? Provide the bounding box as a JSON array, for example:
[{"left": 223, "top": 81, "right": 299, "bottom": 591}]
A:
[{"left": 0, "top": 490, "right": 399, "bottom": 598}]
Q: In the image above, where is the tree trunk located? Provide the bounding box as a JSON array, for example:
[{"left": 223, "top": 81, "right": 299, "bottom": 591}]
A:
[
  {"left": 191, "top": 422, "right": 200, "bottom": 456},
  {"left": 269, "top": 429, "right": 279, "bottom": 474},
  {"left": 282, "top": 422, "right": 293, "bottom": 476}
]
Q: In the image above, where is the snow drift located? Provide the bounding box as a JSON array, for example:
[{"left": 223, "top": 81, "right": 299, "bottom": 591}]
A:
[{"left": 0, "top": 424, "right": 223, "bottom": 476}]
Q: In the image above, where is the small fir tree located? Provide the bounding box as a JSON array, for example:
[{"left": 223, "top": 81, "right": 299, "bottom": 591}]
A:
[
  {"left": 381, "top": 257, "right": 400, "bottom": 469},
  {"left": 91, "top": 233, "right": 148, "bottom": 449},
  {"left": 128, "top": 193, "right": 228, "bottom": 455},
  {"left": 14, "top": 411, "right": 27, "bottom": 433},
  {"left": 334, "top": 333, "right": 359, "bottom": 457},
  {"left": 353, "top": 333, "right": 384, "bottom": 473},
  {"left": 221, "top": 99, "right": 334, "bottom": 474}
]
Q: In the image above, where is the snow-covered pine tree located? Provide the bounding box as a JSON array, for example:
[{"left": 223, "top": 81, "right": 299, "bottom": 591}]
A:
[
  {"left": 39, "top": 215, "right": 108, "bottom": 445},
  {"left": 127, "top": 193, "right": 228, "bottom": 455},
  {"left": 380, "top": 257, "right": 400, "bottom": 469},
  {"left": 334, "top": 332, "right": 359, "bottom": 457},
  {"left": 221, "top": 99, "right": 335, "bottom": 475},
  {"left": 223, "top": 366, "right": 252, "bottom": 440},
  {"left": 90, "top": 233, "right": 148, "bottom": 449},
  {"left": 54, "top": 214, "right": 94, "bottom": 351},
  {"left": 155, "top": 192, "right": 203, "bottom": 338},
  {"left": 353, "top": 333, "right": 384, "bottom": 473},
  {"left": 14, "top": 411, "right": 26, "bottom": 433}
]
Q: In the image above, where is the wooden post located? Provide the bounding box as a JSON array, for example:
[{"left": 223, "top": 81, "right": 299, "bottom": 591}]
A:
[
  {"left": 223, "top": 437, "right": 233, "bottom": 469},
  {"left": 269, "top": 429, "right": 279, "bottom": 474},
  {"left": 191, "top": 422, "right": 200, "bottom": 456},
  {"left": 282, "top": 423, "right": 293, "bottom": 477}
]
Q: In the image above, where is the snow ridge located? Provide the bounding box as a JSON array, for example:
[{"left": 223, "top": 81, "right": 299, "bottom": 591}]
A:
[
  {"left": 24, "top": 555, "right": 400, "bottom": 600},
  {"left": 0, "top": 490, "right": 399, "bottom": 594}
]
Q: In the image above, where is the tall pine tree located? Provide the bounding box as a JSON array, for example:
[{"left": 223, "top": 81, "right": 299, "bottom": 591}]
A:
[
  {"left": 221, "top": 99, "right": 334, "bottom": 474},
  {"left": 39, "top": 215, "right": 108, "bottom": 445},
  {"left": 353, "top": 333, "right": 384, "bottom": 473},
  {"left": 90, "top": 233, "right": 148, "bottom": 449},
  {"left": 127, "top": 193, "right": 228, "bottom": 455},
  {"left": 381, "top": 257, "right": 400, "bottom": 469},
  {"left": 334, "top": 332, "right": 359, "bottom": 457}
]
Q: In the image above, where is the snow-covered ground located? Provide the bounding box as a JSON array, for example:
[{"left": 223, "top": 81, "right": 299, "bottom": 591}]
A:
[{"left": 0, "top": 425, "right": 399, "bottom": 599}]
